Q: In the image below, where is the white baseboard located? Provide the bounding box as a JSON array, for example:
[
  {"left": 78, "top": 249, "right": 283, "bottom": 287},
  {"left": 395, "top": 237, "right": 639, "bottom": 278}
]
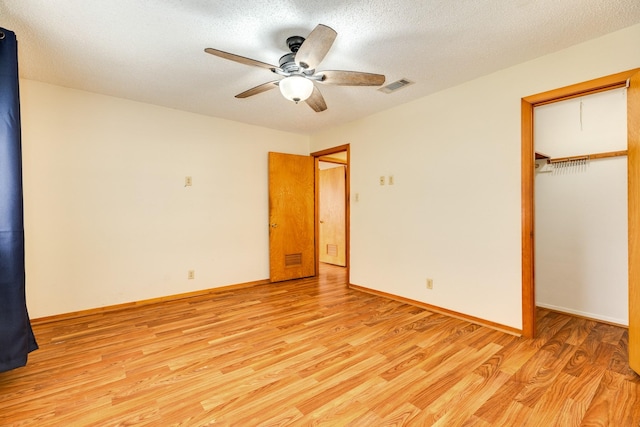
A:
[{"left": 536, "top": 302, "right": 628, "bottom": 327}]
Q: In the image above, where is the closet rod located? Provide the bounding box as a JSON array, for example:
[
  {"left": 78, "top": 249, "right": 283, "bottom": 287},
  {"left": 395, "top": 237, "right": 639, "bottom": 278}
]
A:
[{"left": 548, "top": 150, "right": 627, "bottom": 164}]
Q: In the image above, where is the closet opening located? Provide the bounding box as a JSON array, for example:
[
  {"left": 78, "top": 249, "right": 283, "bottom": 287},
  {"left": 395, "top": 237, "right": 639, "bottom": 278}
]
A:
[
  {"left": 533, "top": 88, "right": 628, "bottom": 328},
  {"left": 521, "top": 68, "right": 640, "bottom": 339}
]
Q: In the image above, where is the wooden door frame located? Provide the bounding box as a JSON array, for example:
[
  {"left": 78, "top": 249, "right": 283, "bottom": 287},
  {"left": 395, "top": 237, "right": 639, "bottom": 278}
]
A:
[
  {"left": 311, "top": 144, "right": 350, "bottom": 279},
  {"left": 521, "top": 69, "right": 640, "bottom": 338}
]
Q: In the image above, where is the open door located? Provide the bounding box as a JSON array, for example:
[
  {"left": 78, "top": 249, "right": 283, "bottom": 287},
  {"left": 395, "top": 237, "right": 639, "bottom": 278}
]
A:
[
  {"left": 268, "top": 152, "right": 315, "bottom": 282},
  {"left": 629, "top": 70, "right": 640, "bottom": 375}
]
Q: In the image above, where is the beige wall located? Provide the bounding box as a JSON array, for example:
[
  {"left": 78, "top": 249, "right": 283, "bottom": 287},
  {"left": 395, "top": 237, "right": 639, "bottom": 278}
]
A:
[
  {"left": 21, "top": 81, "right": 309, "bottom": 318},
  {"left": 310, "top": 23, "right": 640, "bottom": 330}
]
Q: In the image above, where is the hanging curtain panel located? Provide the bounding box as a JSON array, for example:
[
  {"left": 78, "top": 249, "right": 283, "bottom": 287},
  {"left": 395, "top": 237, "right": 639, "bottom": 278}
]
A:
[{"left": 0, "top": 27, "right": 38, "bottom": 373}]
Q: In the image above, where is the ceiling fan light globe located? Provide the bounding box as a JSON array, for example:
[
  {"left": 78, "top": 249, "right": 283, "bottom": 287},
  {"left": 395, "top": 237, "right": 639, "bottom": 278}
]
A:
[{"left": 279, "top": 75, "right": 314, "bottom": 103}]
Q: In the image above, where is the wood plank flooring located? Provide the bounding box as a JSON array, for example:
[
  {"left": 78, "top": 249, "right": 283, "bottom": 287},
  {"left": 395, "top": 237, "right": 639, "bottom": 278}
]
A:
[{"left": 1, "top": 264, "right": 639, "bottom": 426}]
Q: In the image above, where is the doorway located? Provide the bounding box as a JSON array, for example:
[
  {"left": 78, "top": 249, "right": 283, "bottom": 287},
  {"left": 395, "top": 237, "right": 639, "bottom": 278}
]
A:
[
  {"left": 534, "top": 89, "right": 628, "bottom": 325},
  {"left": 311, "top": 144, "right": 350, "bottom": 280},
  {"left": 521, "top": 69, "right": 640, "bottom": 339},
  {"left": 318, "top": 156, "right": 347, "bottom": 267}
]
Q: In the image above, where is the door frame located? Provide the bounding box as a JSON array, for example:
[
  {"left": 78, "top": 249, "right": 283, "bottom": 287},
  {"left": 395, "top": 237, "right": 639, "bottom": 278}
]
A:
[
  {"left": 521, "top": 69, "right": 640, "bottom": 338},
  {"left": 311, "top": 144, "right": 350, "bottom": 279}
]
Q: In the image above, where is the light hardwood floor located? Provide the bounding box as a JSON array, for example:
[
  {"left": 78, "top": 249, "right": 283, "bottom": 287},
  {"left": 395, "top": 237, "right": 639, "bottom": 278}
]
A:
[{"left": 1, "top": 264, "right": 639, "bottom": 426}]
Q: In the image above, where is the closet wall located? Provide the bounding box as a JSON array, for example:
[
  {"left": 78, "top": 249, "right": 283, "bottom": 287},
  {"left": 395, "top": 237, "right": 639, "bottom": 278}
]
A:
[{"left": 534, "top": 88, "right": 628, "bottom": 325}]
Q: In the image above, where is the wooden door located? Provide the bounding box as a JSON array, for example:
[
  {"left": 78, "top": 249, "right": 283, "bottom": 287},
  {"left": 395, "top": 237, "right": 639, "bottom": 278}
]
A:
[
  {"left": 629, "top": 70, "right": 640, "bottom": 374},
  {"left": 268, "top": 152, "right": 315, "bottom": 282},
  {"left": 319, "top": 165, "right": 346, "bottom": 266}
]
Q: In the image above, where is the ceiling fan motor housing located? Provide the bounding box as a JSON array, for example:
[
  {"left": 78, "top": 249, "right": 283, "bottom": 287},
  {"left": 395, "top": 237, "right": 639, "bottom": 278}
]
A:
[
  {"left": 279, "top": 52, "right": 316, "bottom": 76},
  {"left": 279, "top": 52, "right": 299, "bottom": 73}
]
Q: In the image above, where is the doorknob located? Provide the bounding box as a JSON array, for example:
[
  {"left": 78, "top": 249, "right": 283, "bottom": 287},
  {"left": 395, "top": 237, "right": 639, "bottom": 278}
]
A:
[{"left": 270, "top": 223, "right": 278, "bottom": 228}]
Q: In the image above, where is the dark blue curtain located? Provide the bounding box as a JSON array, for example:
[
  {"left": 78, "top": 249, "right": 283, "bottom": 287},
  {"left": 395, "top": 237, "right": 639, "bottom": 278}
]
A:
[{"left": 0, "top": 27, "right": 38, "bottom": 373}]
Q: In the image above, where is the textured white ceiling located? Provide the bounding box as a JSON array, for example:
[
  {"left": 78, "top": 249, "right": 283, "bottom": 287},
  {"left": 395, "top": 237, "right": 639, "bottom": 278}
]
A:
[{"left": 1, "top": 0, "right": 640, "bottom": 135}]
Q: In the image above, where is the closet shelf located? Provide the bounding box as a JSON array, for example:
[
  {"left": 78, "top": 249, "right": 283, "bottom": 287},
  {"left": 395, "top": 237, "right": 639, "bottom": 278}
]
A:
[{"left": 548, "top": 150, "right": 627, "bottom": 164}]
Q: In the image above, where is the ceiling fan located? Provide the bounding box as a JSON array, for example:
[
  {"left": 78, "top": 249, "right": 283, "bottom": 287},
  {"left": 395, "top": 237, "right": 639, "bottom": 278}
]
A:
[{"left": 204, "top": 24, "right": 385, "bottom": 112}]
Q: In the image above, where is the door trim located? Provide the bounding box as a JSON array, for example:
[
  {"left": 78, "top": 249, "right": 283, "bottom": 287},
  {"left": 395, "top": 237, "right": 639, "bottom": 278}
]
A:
[
  {"left": 311, "top": 144, "right": 350, "bottom": 280},
  {"left": 521, "top": 69, "right": 640, "bottom": 338}
]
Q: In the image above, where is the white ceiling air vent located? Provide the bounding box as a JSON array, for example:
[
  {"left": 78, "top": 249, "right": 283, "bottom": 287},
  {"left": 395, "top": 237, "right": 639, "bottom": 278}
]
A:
[{"left": 378, "top": 78, "right": 414, "bottom": 94}]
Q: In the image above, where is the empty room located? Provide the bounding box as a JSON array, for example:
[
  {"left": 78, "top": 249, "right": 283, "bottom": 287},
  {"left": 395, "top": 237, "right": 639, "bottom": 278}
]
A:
[{"left": 1, "top": 1, "right": 640, "bottom": 425}]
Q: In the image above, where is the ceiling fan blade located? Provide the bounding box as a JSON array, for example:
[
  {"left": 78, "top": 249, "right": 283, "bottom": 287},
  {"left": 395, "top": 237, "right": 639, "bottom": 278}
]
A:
[
  {"left": 205, "top": 48, "right": 277, "bottom": 70},
  {"left": 318, "top": 70, "right": 385, "bottom": 86},
  {"left": 295, "top": 24, "right": 337, "bottom": 70},
  {"left": 305, "top": 86, "right": 327, "bottom": 112},
  {"left": 235, "top": 81, "right": 279, "bottom": 98}
]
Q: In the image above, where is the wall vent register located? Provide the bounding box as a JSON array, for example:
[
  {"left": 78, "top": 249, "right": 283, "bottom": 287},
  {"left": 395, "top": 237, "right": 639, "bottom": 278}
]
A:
[{"left": 326, "top": 244, "right": 338, "bottom": 257}]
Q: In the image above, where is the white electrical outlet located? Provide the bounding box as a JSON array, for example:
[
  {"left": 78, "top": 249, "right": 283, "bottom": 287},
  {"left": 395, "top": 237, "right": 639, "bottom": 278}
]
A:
[
  {"left": 389, "top": 175, "right": 394, "bottom": 185},
  {"left": 185, "top": 176, "right": 193, "bottom": 187},
  {"left": 426, "top": 278, "right": 433, "bottom": 290},
  {"left": 379, "top": 176, "right": 385, "bottom": 186},
  {"left": 188, "top": 270, "right": 195, "bottom": 280}
]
